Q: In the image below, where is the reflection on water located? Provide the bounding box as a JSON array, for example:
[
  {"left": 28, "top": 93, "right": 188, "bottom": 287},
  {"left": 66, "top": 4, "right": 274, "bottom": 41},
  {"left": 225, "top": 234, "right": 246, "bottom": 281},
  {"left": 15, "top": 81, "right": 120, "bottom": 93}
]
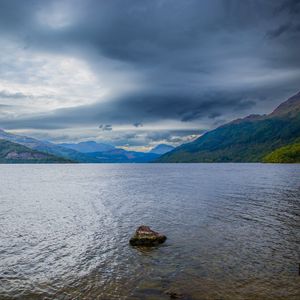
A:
[{"left": 0, "top": 164, "right": 299, "bottom": 299}]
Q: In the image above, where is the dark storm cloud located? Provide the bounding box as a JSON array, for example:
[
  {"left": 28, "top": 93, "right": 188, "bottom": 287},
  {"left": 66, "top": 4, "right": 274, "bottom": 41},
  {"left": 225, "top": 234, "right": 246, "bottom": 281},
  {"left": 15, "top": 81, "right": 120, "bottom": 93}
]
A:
[
  {"left": 275, "top": 0, "right": 300, "bottom": 15},
  {"left": 267, "top": 0, "right": 300, "bottom": 39},
  {"left": 266, "top": 23, "right": 292, "bottom": 38},
  {"left": 0, "top": 0, "right": 299, "bottom": 145},
  {"left": 267, "top": 22, "right": 300, "bottom": 38},
  {"left": 0, "top": 90, "right": 259, "bottom": 130}
]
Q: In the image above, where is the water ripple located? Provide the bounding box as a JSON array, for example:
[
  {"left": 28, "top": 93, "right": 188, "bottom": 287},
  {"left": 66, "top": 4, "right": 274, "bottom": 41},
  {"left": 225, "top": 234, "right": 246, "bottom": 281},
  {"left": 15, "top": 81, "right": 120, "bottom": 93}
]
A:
[{"left": 0, "top": 163, "right": 299, "bottom": 299}]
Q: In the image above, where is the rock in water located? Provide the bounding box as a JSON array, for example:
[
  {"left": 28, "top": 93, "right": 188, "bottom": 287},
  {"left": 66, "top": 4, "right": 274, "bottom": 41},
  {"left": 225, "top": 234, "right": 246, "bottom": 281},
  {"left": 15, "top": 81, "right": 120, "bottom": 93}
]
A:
[{"left": 130, "top": 225, "right": 167, "bottom": 246}]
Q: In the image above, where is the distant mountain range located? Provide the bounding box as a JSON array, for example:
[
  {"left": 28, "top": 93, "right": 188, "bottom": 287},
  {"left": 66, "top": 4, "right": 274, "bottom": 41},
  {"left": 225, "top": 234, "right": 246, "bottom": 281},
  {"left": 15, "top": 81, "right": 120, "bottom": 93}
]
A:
[
  {"left": 82, "top": 148, "right": 160, "bottom": 163},
  {"left": 57, "top": 142, "right": 174, "bottom": 163},
  {"left": 0, "top": 130, "right": 174, "bottom": 163},
  {"left": 157, "top": 91, "right": 300, "bottom": 163},
  {"left": 0, "top": 129, "right": 100, "bottom": 163},
  {"left": 0, "top": 139, "right": 71, "bottom": 163},
  {"left": 59, "top": 141, "right": 115, "bottom": 153}
]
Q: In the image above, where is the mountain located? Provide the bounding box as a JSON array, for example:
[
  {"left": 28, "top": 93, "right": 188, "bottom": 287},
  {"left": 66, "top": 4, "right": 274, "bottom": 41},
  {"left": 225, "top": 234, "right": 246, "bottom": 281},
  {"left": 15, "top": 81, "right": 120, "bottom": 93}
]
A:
[
  {"left": 58, "top": 140, "right": 161, "bottom": 162},
  {"left": 0, "top": 139, "right": 72, "bottom": 163},
  {"left": 59, "top": 141, "right": 115, "bottom": 153},
  {"left": 0, "top": 129, "right": 101, "bottom": 163},
  {"left": 157, "top": 91, "right": 300, "bottom": 163},
  {"left": 270, "top": 92, "right": 300, "bottom": 117},
  {"left": 85, "top": 148, "right": 160, "bottom": 163},
  {"left": 149, "top": 144, "right": 175, "bottom": 155},
  {"left": 0, "top": 129, "right": 160, "bottom": 163},
  {"left": 58, "top": 140, "right": 159, "bottom": 162}
]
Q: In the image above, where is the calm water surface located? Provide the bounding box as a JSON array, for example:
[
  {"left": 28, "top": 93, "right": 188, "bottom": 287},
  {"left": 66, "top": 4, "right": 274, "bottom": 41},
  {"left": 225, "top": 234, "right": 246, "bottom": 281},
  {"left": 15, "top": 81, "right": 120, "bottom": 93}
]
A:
[{"left": 0, "top": 164, "right": 299, "bottom": 299}]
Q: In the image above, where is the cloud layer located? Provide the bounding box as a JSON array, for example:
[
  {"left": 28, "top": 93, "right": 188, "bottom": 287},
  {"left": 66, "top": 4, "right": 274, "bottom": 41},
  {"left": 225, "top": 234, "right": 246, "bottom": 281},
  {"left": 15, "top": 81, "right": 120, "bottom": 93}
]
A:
[{"left": 0, "top": 0, "right": 299, "bottom": 149}]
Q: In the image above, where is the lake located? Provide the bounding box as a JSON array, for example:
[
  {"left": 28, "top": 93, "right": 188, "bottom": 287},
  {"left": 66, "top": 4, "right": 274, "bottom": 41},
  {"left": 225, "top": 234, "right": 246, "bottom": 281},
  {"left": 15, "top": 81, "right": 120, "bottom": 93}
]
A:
[{"left": 0, "top": 164, "right": 299, "bottom": 299}]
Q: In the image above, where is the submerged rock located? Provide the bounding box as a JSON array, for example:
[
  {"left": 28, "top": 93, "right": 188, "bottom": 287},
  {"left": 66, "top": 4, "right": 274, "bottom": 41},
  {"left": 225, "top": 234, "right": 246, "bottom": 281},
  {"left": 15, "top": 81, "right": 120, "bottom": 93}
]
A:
[{"left": 130, "top": 225, "right": 167, "bottom": 246}]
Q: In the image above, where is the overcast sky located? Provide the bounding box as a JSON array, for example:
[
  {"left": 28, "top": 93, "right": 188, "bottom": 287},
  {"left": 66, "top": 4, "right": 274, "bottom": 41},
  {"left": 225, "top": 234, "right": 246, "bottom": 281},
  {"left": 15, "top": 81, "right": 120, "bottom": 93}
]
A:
[{"left": 0, "top": 0, "right": 299, "bottom": 150}]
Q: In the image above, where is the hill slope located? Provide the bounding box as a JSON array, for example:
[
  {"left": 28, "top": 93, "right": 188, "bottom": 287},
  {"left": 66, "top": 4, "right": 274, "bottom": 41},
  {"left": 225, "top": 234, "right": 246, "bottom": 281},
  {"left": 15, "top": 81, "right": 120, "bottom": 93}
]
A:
[
  {"left": 158, "top": 92, "right": 300, "bottom": 163},
  {"left": 0, "top": 140, "right": 72, "bottom": 163},
  {"left": 149, "top": 144, "right": 174, "bottom": 155},
  {"left": 263, "top": 142, "right": 300, "bottom": 163}
]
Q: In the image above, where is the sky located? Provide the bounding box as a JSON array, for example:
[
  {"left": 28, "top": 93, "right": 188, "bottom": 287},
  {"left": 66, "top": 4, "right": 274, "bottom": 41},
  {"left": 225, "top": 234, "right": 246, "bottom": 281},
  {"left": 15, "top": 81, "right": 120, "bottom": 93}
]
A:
[{"left": 0, "top": 0, "right": 299, "bottom": 151}]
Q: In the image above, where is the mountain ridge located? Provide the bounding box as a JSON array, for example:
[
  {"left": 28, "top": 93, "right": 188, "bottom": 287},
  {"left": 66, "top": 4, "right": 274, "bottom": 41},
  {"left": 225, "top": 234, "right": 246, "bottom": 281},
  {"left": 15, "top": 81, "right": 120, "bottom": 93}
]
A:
[
  {"left": 0, "top": 130, "right": 160, "bottom": 163},
  {"left": 157, "top": 91, "right": 300, "bottom": 163},
  {"left": 59, "top": 141, "right": 115, "bottom": 153},
  {"left": 0, "top": 129, "right": 101, "bottom": 163},
  {"left": 149, "top": 144, "right": 174, "bottom": 155},
  {"left": 0, "top": 139, "right": 72, "bottom": 163}
]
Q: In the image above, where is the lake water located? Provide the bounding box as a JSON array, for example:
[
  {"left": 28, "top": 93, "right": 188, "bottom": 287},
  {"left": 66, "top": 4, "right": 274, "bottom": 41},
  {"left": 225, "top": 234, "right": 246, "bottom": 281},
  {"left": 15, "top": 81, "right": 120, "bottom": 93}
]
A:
[{"left": 0, "top": 164, "right": 299, "bottom": 300}]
